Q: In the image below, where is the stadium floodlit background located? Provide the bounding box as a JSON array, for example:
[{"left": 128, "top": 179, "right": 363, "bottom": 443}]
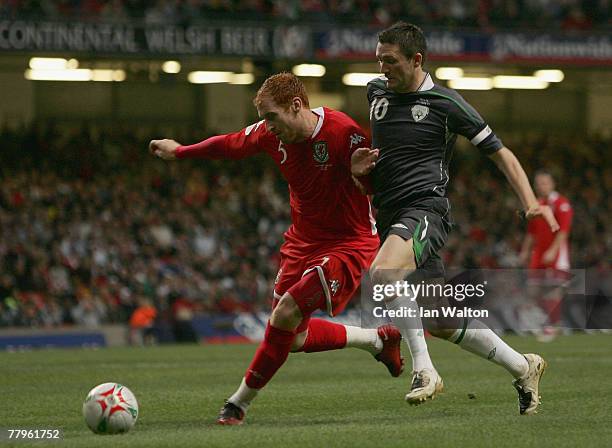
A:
[{"left": 0, "top": 1, "right": 611, "bottom": 446}]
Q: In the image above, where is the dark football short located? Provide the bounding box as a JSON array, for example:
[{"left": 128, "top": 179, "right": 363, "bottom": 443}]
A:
[{"left": 376, "top": 197, "right": 452, "bottom": 279}]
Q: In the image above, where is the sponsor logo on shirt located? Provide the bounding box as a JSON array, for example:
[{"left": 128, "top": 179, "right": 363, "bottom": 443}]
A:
[
  {"left": 330, "top": 279, "right": 340, "bottom": 296},
  {"left": 349, "top": 133, "right": 366, "bottom": 148}
]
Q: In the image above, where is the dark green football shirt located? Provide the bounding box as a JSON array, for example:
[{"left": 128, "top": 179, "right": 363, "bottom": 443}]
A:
[{"left": 367, "top": 73, "right": 503, "bottom": 210}]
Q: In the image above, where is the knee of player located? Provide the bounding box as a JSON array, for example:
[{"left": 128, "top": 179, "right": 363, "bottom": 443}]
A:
[
  {"left": 429, "top": 327, "right": 456, "bottom": 340},
  {"left": 270, "top": 294, "right": 302, "bottom": 327},
  {"left": 290, "top": 330, "right": 307, "bottom": 352},
  {"left": 370, "top": 264, "right": 402, "bottom": 287},
  {"left": 426, "top": 318, "right": 459, "bottom": 340}
]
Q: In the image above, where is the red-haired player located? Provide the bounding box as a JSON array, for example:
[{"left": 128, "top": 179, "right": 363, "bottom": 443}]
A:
[{"left": 149, "top": 72, "right": 403, "bottom": 425}]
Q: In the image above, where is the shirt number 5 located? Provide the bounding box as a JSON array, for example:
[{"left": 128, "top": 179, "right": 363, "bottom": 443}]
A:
[{"left": 278, "top": 142, "right": 287, "bottom": 164}]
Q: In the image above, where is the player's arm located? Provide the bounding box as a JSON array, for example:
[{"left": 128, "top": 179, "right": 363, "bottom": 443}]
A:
[
  {"left": 488, "top": 148, "right": 559, "bottom": 232},
  {"left": 446, "top": 93, "right": 558, "bottom": 232},
  {"left": 542, "top": 199, "right": 572, "bottom": 263},
  {"left": 149, "top": 121, "right": 264, "bottom": 161},
  {"left": 149, "top": 135, "right": 230, "bottom": 160},
  {"left": 343, "top": 122, "right": 376, "bottom": 194}
]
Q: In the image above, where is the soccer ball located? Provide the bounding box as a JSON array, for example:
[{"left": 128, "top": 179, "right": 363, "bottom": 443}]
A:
[{"left": 82, "top": 382, "right": 139, "bottom": 435}]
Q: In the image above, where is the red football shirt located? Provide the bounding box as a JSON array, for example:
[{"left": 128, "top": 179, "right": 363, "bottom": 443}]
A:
[
  {"left": 527, "top": 191, "right": 573, "bottom": 269},
  {"left": 176, "top": 107, "right": 377, "bottom": 243}
]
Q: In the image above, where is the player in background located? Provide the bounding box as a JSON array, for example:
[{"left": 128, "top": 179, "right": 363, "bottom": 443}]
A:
[
  {"left": 150, "top": 73, "right": 403, "bottom": 425},
  {"left": 351, "top": 22, "right": 558, "bottom": 415},
  {"left": 520, "top": 171, "right": 573, "bottom": 341}
]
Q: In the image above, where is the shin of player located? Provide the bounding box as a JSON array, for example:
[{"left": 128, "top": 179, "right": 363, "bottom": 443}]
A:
[
  {"left": 369, "top": 235, "right": 443, "bottom": 405},
  {"left": 224, "top": 267, "right": 402, "bottom": 424}
]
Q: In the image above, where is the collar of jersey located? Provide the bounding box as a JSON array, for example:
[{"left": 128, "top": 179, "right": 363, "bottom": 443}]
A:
[
  {"left": 548, "top": 191, "right": 559, "bottom": 203},
  {"left": 310, "top": 107, "right": 325, "bottom": 139},
  {"left": 417, "top": 72, "right": 434, "bottom": 92}
]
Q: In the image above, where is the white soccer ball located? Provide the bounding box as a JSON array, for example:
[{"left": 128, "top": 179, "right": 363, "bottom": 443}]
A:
[{"left": 82, "top": 382, "right": 139, "bottom": 435}]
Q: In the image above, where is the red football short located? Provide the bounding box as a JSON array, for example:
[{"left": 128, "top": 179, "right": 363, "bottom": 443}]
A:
[{"left": 272, "top": 230, "right": 378, "bottom": 320}]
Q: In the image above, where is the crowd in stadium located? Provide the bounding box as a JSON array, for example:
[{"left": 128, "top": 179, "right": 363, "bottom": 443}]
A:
[
  {"left": 1, "top": 0, "right": 610, "bottom": 30},
  {"left": 0, "top": 122, "right": 609, "bottom": 328}
]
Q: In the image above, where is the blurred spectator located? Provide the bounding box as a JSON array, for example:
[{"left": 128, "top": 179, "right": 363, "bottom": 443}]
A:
[
  {"left": 562, "top": 5, "right": 593, "bottom": 30},
  {"left": 129, "top": 296, "right": 158, "bottom": 345},
  {"left": 171, "top": 294, "right": 198, "bottom": 342},
  {"left": 0, "top": 0, "right": 609, "bottom": 29},
  {"left": 71, "top": 296, "right": 107, "bottom": 327}
]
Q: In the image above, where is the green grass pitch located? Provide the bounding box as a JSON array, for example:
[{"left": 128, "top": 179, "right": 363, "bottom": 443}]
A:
[{"left": 1, "top": 334, "right": 611, "bottom": 447}]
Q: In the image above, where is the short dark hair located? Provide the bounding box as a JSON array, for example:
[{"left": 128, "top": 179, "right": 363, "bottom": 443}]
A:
[{"left": 378, "top": 22, "right": 427, "bottom": 65}]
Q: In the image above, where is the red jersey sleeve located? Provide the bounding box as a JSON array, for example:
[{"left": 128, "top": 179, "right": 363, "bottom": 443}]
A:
[
  {"left": 555, "top": 198, "right": 573, "bottom": 233},
  {"left": 176, "top": 120, "right": 265, "bottom": 160},
  {"left": 344, "top": 124, "right": 371, "bottom": 165},
  {"left": 340, "top": 121, "right": 373, "bottom": 193}
]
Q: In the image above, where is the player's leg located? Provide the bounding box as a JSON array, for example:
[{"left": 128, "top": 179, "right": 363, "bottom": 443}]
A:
[
  {"left": 218, "top": 280, "right": 313, "bottom": 425},
  {"left": 426, "top": 298, "right": 546, "bottom": 415},
  {"left": 371, "top": 235, "right": 435, "bottom": 371},
  {"left": 291, "top": 318, "right": 403, "bottom": 376},
  {"left": 290, "top": 254, "right": 404, "bottom": 377},
  {"left": 218, "top": 262, "right": 401, "bottom": 425},
  {"left": 292, "top": 318, "right": 369, "bottom": 353},
  {"left": 535, "top": 273, "right": 567, "bottom": 342},
  {"left": 370, "top": 234, "right": 442, "bottom": 403}
]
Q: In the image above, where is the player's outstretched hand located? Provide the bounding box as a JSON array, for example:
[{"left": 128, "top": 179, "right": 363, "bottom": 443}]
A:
[
  {"left": 525, "top": 204, "right": 560, "bottom": 232},
  {"left": 351, "top": 148, "right": 379, "bottom": 177},
  {"left": 149, "top": 139, "right": 180, "bottom": 160}
]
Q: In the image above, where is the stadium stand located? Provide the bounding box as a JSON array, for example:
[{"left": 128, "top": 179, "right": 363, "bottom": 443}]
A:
[
  {"left": 0, "top": 0, "right": 610, "bottom": 29},
  {"left": 1, "top": 123, "right": 609, "bottom": 328}
]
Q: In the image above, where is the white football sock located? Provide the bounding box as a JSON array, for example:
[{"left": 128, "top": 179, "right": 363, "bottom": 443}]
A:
[
  {"left": 228, "top": 378, "right": 258, "bottom": 412},
  {"left": 449, "top": 319, "right": 528, "bottom": 378},
  {"left": 385, "top": 295, "right": 435, "bottom": 372},
  {"left": 345, "top": 326, "right": 382, "bottom": 354}
]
